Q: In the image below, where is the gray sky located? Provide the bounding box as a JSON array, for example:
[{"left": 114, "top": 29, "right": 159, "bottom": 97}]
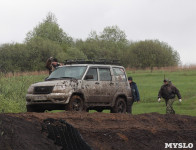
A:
[{"left": 0, "top": 0, "right": 196, "bottom": 65}]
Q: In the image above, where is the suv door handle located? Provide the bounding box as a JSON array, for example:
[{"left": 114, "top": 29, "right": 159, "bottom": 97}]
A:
[
  {"left": 95, "top": 82, "right": 100, "bottom": 85},
  {"left": 110, "top": 82, "right": 114, "bottom": 85}
]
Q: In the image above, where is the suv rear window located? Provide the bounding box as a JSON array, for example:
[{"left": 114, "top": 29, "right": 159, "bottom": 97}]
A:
[{"left": 99, "top": 68, "right": 112, "bottom": 81}]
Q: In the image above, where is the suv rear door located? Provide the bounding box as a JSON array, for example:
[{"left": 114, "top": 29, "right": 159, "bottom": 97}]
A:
[{"left": 98, "top": 67, "right": 116, "bottom": 103}]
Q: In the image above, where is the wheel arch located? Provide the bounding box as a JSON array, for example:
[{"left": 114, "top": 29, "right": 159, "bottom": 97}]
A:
[
  {"left": 70, "top": 92, "right": 85, "bottom": 102},
  {"left": 112, "top": 93, "right": 128, "bottom": 107}
]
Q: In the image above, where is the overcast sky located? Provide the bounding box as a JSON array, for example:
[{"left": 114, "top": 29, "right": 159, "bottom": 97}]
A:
[{"left": 0, "top": 0, "right": 196, "bottom": 65}]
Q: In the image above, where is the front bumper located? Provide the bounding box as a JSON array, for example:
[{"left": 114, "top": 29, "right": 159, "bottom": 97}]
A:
[{"left": 26, "top": 93, "right": 70, "bottom": 105}]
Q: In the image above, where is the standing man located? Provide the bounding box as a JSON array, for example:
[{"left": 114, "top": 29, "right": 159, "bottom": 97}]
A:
[
  {"left": 158, "top": 79, "right": 182, "bottom": 114},
  {"left": 127, "top": 76, "right": 140, "bottom": 113},
  {"left": 46, "top": 57, "right": 60, "bottom": 75},
  {"left": 46, "top": 57, "right": 53, "bottom": 75}
]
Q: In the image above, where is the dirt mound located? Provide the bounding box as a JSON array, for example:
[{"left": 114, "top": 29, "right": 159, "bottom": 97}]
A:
[{"left": 0, "top": 112, "right": 196, "bottom": 150}]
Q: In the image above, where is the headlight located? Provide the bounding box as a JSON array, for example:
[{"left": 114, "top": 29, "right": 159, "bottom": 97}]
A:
[
  {"left": 53, "top": 85, "right": 66, "bottom": 93},
  {"left": 27, "top": 86, "right": 34, "bottom": 94}
]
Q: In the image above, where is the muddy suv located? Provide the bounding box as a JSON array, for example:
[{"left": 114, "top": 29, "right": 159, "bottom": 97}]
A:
[{"left": 26, "top": 60, "right": 132, "bottom": 113}]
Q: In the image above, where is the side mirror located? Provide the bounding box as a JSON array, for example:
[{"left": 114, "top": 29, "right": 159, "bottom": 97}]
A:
[{"left": 85, "top": 75, "right": 94, "bottom": 80}]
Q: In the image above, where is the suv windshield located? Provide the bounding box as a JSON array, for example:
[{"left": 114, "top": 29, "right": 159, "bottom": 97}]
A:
[{"left": 47, "top": 66, "right": 87, "bottom": 80}]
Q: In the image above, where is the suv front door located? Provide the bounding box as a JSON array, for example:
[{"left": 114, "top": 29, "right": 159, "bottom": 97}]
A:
[{"left": 82, "top": 67, "right": 101, "bottom": 103}]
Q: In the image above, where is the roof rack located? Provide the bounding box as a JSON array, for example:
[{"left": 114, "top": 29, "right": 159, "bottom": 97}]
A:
[{"left": 64, "top": 59, "right": 121, "bottom": 65}]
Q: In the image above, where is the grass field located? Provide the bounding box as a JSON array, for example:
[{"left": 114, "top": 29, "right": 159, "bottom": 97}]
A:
[
  {"left": 0, "top": 69, "right": 196, "bottom": 116},
  {"left": 127, "top": 69, "right": 196, "bottom": 116}
]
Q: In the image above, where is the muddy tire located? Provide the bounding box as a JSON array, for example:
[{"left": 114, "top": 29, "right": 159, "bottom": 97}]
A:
[
  {"left": 111, "top": 98, "right": 126, "bottom": 113},
  {"left": 67, "top": 95, "right": 84, "bottom": 111}
]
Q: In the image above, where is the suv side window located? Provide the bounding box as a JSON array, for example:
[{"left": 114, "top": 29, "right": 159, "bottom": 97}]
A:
[
  {"left": 113, "top": 67, "right": 126, "bottom": 82},
  {"left": 85, "top": 68, "right": 98, "bottom": 81},
  {"left": 99, "top": 68, "right": 112, "bottom": 81}
]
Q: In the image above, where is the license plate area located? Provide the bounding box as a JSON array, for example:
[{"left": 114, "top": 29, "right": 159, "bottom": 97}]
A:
[{"left": 34, "top": 96, "right": 47, "bottom": 101}]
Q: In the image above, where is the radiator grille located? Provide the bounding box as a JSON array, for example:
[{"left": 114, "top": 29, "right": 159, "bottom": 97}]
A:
[{"left": 34, "top": 86, "right": 54, "bottom": 94}]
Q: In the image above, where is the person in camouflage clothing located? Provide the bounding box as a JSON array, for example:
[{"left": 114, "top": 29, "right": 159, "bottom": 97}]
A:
[
  {"left": 46, "top": 57, "right": 61, "bottom": 75},
  {"left": 158, "top": 79, "right": 182, "bottom": 114}
]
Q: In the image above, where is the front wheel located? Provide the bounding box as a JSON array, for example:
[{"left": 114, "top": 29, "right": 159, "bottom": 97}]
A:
[
  {"left": 67, "top": 95, "right": 84, "bottom": 111},
  {"left": 111, "top": 98, "right": 126, "bottom": 113}
]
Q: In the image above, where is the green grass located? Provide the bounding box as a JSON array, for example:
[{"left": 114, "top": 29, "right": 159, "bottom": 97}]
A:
[
  {"left": 0, "top": 69, "right": 196, "bottom": 116},
  {"left": 0, "top": 74, "right": 46, "bottom": 113},
  {"left": 127, "top": 69, "right": 196, "bottom": 116}
]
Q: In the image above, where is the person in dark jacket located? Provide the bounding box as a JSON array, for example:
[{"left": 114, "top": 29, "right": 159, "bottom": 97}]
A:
[
  {"left": 158, "top": 79, "right": 182, "bottom": 114},
  {"left": 127, "top": 76, "right": 140, "bottom": 113}
]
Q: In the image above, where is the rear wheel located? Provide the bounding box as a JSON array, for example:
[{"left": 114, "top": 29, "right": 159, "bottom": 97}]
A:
[
  {"left": 67, "top": 95, "right": 84, "bottom": 111},
  {"left": 111, "top": 98, "right": 126, "bottom": 113}
]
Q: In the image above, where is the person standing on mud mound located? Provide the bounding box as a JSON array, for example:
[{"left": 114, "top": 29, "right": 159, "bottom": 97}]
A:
[
  {"left": 127, "top": 77, "right": 140, "bottom": 114},
  {"left": 158, "top": 79, "right": 182, "bottom": 114}
]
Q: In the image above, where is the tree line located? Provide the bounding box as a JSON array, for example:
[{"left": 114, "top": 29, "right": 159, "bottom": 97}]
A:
[{"left": 0, "top": 12, "right": 180, "bottom": 73}]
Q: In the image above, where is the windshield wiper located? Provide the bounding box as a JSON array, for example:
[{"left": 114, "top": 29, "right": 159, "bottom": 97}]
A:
[
  {"left": 58, "top": 77, "right": 77, "bottom": 80},
  {"left": 45, "top": 78, "right": 58, "bottom": 81},
  {"left": 46, "top": 77, "right": 78, "bottom": 81}
]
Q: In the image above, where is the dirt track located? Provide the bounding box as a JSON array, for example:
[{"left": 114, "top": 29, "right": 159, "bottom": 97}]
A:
[{"left": 0, "top": 112, "right": 196, "bottom": 150}]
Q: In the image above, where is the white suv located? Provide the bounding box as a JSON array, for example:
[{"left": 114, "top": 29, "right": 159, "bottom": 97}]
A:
[{"left": 26, "top": 61, "right": 132, "bottom": 113}]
